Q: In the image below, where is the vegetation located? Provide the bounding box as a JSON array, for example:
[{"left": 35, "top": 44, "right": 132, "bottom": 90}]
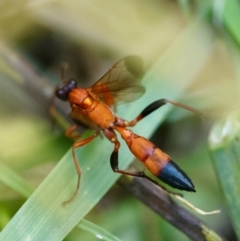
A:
[{"left": 0, "top": 1, "right": 239, "bottom": 240}]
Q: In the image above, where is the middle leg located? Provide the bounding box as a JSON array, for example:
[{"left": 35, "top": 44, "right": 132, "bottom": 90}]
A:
[{"left": 63, "top": 130, "right": 100, "bottom": 205}]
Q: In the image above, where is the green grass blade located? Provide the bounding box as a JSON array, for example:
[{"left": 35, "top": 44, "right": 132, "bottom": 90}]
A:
[
  {"left": 223, "top": 0, "right": 240, "bottom": 46},
  {"left": 0, "top": 19, "right": 214, "bottom": 241},
  {"left": 0, "top": 163, "right": 34, "bottom": 198},
  {"left": 77, "top": 219, "right": 121, "bottom": 241},
  {"left": 209, "top": 113, "right": 240, "bottom": 240}
]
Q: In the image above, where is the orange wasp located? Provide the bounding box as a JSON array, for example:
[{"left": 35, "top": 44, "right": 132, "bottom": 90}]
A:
[{"left": 54, "top": 56, "right": 201, "bottom": 203}]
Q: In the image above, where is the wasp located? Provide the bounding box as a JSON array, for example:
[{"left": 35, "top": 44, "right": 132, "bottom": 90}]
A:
[{"left": 54, "top": 56, "right": 201, "bottom": 203}]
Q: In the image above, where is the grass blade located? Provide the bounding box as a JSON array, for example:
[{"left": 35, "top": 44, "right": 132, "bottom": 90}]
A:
[
  {"left": 77, "top": 219, "right": 121, "bottom": 241},
  {"left": 0, "top": 163, "right": 34, "bottom": 199},
  {"left": 223, "top": 0, "right": 240, "bottom": 46},
  {"left": 209, "top": 113, "right": 240, "bottom": 240}
]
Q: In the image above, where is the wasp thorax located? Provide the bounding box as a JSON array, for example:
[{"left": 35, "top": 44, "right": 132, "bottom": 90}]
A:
[{"left": 68, "top": 88, "right": 89, "bottom": 105}]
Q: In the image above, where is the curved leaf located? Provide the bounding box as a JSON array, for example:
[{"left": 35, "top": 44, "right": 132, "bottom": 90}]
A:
[{"left": 209, "top": 113, "right": 240, "bottom": 240}]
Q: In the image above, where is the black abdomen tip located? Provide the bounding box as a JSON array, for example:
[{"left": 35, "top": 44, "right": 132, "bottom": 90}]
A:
[{"left": 158, "top": 160, "right": 195, "bottom": 192}]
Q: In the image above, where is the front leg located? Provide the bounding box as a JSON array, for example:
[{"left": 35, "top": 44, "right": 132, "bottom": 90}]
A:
[{"left": 65, "top": 124, "right": 81, "bottom": 140}]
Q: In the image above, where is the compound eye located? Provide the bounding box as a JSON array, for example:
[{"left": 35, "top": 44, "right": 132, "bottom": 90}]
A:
[
  {"left": 55, "top": 79, "right": 77, "bottom": 101},
  {"left": 68, "top": 79, "right": 77, "bottom": 89},
  {"left": 56, "top": 88, "right": 68, "bottom": 100}
]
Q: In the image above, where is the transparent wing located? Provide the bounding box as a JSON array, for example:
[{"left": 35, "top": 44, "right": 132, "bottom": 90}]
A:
[{"left": 90, "top": 56, "right": 145, "bottom": 107}]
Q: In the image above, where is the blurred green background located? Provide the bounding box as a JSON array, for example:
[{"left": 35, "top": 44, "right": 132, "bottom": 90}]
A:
[{"left": 0, "top": 0, "right": 240, "bottom": 240}]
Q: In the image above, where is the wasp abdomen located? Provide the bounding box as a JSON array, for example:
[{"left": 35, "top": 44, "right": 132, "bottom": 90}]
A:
[{"left": 158, "top": 160, "right": 195, "bottom": 192}]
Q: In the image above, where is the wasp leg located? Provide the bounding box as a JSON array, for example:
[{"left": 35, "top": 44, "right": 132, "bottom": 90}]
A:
[
  {"left": 103, "top": 128, "right": 179, "bottom": 195},
  {"left": 65, "top": 124, "right": 81, "bottom": 140},
  {"left": 104, "top": 129, "right": 154, "bottom": 179},
  {"left": 63, "top": 130, "right": 100, "bottom": 205},
  {"left": 117, "top": 99, "right": 204, "bottom": 127},
  {"left": 110, "top": 148, "right": 182, "bottom": 196}
]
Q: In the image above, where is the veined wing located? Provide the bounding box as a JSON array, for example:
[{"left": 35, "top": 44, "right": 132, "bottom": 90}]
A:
[{"left": 89, "top": 56, "right": 145, "bottom": 108}]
